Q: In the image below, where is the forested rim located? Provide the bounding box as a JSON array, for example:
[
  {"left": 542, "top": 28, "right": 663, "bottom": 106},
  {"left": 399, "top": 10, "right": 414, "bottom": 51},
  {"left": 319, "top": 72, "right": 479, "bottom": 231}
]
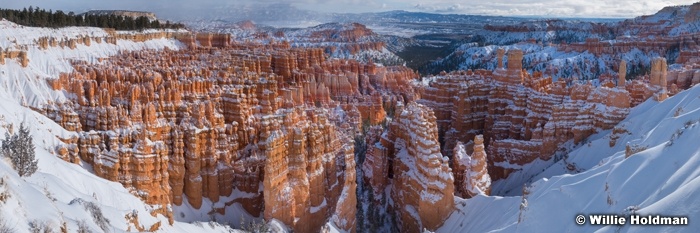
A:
[{"left": 0, "top": 7, "right": 185, "bottom": 30}]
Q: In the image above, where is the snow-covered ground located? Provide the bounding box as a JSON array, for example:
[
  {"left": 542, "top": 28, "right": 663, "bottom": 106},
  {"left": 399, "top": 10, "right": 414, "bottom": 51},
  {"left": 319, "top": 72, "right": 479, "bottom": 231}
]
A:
[
  {"left": 0, "top": 20, "right": 240, "bottom": 232},
  {"left": 0, "top": 86, "right": 237, "bottom": 233},
  {"left": 0, "top": 19, "right": 183, "bottom": 107},
  {"left": 434, "top": 42, "right": 658, "bottom": 82},
  {"left": 4, "top": 9, "right": 700, "bottom": 232},
  {"left": 190, "top": 21, "right": 407, "bottom": 66},
  {"left": 441, "top": 84, "right": 700, "bottom": 232}
]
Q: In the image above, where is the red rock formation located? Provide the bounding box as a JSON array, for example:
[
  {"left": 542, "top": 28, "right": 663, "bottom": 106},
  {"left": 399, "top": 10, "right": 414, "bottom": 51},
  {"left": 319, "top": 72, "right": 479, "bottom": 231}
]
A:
[
  {"left": 30, "top": 21, "right": 700, "bottom": 231},
  {"left": 42, "top": 36, "right": 422, "bottom": 231},
  {"left": 309, "top": 23, "right": 375, "bottom": 43},
  {"left": 562, "top": 34, "right": 700, "bottom": 58},
  {"left": 391, "top": 103, "right": 454, "bottom": 232},
  {"left": 197, "top": 33, "right": 212, "bottom": 47},
  {"left": 497, "top": 48, "right": 505, "bottom": 69},
  {"left": 453, "top": 135, "right": 491, "bottom": 198},
  {"left": 0, "top": 48, "right": 5, "bottom": 65},
  {"left": 173, "top": 32, "right": 231, "bottom": 49},
  {"left": 622, "top": 57, "right": 671, "bottom": 104},
  {"left": 650, "top": 57, "right": 667, "bottom": 87},
  {"left": 364, "top": 102, "right": 454, "bottom": 232},
  {"left": 415, "top": 48, "right": 633, "bottom": 181},
  {"left": 211, "top": 33, "right": 231, "bottom": 47},
  {"left": 19, "top": 51, "right": 28, "bottom": 67},
  {"left": 175, "top": 33, "right": 197, "bottom": 49},
  {"left": 260, "top": 108, "right": 357, "bottom": 232},
  {"left": 667, "top": 55, "right": 700, "bottom": 95},
  {"left": 618, "top": 60, "right": 627, "bottom": 87},
  {"left": 236, "top": 20, "right": 257, "bottom": 30},
  {"left": 627, "top": 79, "right": 656, "bottom": 106},
  {"left": 361, "top": 125, "right": 391, "bottom": 197}
]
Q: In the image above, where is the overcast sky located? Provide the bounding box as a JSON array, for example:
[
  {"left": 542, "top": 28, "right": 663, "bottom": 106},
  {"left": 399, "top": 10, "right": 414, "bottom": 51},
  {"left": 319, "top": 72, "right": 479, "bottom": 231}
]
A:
[{"left": 1, "top": 0, "right": 698, "bottom": 18}]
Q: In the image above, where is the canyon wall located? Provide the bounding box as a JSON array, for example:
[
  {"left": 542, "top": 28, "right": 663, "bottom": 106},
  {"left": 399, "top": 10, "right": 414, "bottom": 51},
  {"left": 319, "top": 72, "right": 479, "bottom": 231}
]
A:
[
  {"left": 41, "top": 30, "right": 418, "bottom": 231},
  {"left": 561, "top": 36, "right": 700, "bottom": 57},
  {"left": 28, "top": 21, "right": 695, "bottom": 232},
  {"left": 357, "top": 49, "right": 662, "bottom": 231},
  {"left": 364, "top": 102, "right": 454, "bottom": 232},
  {"left": 416, "top": 49, "right": 641, "bottom": 181}
]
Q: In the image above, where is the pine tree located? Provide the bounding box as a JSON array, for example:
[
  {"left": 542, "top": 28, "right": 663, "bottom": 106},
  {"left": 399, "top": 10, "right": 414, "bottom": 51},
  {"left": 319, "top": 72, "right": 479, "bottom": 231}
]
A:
[
  {"left": 1, "top": 123, "right": 38, "bottom": 177},
  {"left": 0, "top": 7, "right": 180, "bottom": 30}
]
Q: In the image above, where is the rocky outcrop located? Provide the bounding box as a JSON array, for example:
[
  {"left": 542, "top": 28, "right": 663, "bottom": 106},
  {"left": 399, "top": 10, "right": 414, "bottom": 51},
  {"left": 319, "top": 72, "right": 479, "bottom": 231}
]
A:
[
  {"left": 650, "top": 57, "right": 667, "bottom": 88},
  {"left": 42, "top": 33, "right": 421, "bottom": 231},
  {"left": 415, "top": 49, "right": 633, "bottom": 181},
  {"left": 0, "top": 48, "right": 5, "bottom": 65},
  {"left": 308, "top": 23, "right": 375, "bottom": 43},
  {"left": 453, "top": 136, "right": 491, "bottom": 198},
  {"left": 562, "top": 33, "right": 700, "bottom": 58},
  {"left": 83, "top": 10, "right": 158, "bottom": 21},
  {"left": 618, "top": 60, "right": 627, "bottom": 87},
  {"left": 19, "top": 51, "right": 28, "bottom": 67},
  {"left": 361, "top": 125, "right": 392, "bottom": 197},
  {"left": 261, "top": 108, "right": 357, "bottom": 233},
  {"left": 174, "top": 33, "right": 232, "bottom": 49},
  {"left": 622, "top": 57, "right": 671, "bottom": 104},
  {"left": 392, "top": 103, "right": 454, "bottom": 232},
  {"left": 7, "top": 30, "right": 207, "bottom": 69},
  {"left": 364, "top": 102, "right": 454, "bottom": 232},
  {"left": 684, "top": 2, "right": 700, "bottom": 23},
  {"left": 24, "top": 18, "right": 700, "bottom": 232},
  {"left": 666, "top": 55, "right": 700, "bottom": 95},
  {"left": 651, "top": 58, "right": 669, "bottom": 101}
]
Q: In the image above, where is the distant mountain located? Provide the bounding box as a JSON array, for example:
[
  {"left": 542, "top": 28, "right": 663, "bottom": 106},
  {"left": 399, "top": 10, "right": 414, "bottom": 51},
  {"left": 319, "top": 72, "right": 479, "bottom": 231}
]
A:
[
  {"left": 167, "top": 3, "right": 528, "bottom": 35},
  {"left": 618, "top": 2, "right": 700, "bottom": 36},
  {"left": 155, "top": 3, "right": 332, "bottom": 25},
  {"left": 424, "top": 2, "right": 700, "bottom": 76}
]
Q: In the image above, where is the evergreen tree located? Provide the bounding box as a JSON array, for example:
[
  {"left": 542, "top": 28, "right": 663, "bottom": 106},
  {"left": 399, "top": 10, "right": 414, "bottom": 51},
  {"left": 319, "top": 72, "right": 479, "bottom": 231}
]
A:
[
  {"left": 1, "top": 123, "right": 38, "bottom": 177},
  {"left": 0, "top": 7, "right": 184, "bottom": 30}
]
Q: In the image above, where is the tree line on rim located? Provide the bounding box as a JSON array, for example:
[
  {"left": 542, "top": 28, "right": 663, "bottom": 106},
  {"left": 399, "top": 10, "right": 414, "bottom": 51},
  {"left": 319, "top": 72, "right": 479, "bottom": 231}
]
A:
[{"left": 0, "top": 6, "right": 185, "bottom": 30}]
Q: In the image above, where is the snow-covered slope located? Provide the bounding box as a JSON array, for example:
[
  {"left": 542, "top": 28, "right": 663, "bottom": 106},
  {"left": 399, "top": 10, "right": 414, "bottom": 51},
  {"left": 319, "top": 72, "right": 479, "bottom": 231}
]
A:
[
  {"left": 0, "top": 20, "right": 238, "bottom": 232},
  {"left": 623, "top": 3, "right": 700, "bottom": 36},
  {"left": 0, "top": 101, "right": 233, "bottom": 232},
  {"left": 430, "top": 42, "right": 657, "bottom": 81},
  {"left": 440, "top": 84, "right": 700, "bottom": 232},
  {"left": 191, "top": 21, "right": 405, "bottom": 66},
  {"left": 0, "top": 19, "right": 183, "bottom": 107}
]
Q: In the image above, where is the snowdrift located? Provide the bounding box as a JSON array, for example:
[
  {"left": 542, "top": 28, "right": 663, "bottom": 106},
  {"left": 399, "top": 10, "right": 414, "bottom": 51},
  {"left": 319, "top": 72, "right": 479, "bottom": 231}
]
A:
[{"left": 441, "top": 83, "right": 700, "bottom": 232}]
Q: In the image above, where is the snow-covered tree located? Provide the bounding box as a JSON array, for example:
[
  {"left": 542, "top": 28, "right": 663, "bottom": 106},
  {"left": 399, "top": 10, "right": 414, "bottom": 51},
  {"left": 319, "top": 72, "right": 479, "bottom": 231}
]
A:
[{"left": 1, "top": 123, "right": 38, "bottom": 177}]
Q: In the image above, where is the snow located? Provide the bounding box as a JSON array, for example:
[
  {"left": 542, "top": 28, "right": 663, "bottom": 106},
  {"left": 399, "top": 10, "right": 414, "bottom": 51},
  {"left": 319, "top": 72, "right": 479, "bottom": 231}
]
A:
[
  {"left": 0, "top": 98, "right": 232, "bottom": 232},
  {"left": 365, "top": 25, "right": 424, "bottom": 38},
  {"left": 440, "top": 84, "right": 700, "bottom": 232},
  {"left": 310, "top": 198, "right": 328, "bottom": 214},
  {"left": 0, "top": 19, "right": 106, "bottom": 48},
  {"left": 191, "top": 21, "right": 405, "bottom": 66},
  {"left": 438, "top": 42, "right": 659, "bottom": 82},
  {"left": 0, "top": 20, "right": 238, "bottom": 232},
  {"left": 0, "top": 19, "right": 182, "bottom": 108},
  {"left": 174, "top": 191, "right": 260, "bottom": 229}
]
